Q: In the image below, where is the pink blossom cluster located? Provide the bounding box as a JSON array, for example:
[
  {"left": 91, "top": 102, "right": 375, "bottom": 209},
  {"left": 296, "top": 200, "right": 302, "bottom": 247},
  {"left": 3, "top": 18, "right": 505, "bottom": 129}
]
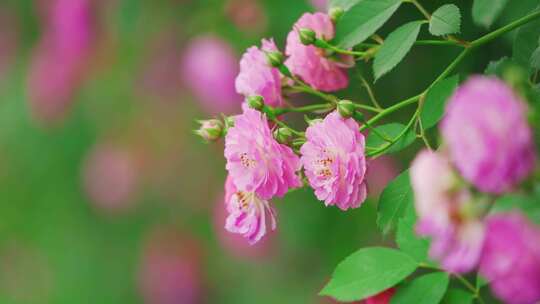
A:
[
  {"left": 220, "top": 12, "right": 361, "bottom": 244},
  {"left": 223, "top": 107, "right": 368, "bottom": 244},
  {"left": 411, "top": 76, "right": 539, "bottom": 303},
  {"left": 196, "top": 10, "right": 539, "bottom": 302}
]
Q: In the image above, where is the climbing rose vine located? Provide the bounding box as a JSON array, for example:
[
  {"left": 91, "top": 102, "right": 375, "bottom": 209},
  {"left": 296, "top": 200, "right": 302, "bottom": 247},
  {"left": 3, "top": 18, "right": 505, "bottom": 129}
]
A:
[{"left": 196, "top": 1, "right": 540, "bottom": 303}]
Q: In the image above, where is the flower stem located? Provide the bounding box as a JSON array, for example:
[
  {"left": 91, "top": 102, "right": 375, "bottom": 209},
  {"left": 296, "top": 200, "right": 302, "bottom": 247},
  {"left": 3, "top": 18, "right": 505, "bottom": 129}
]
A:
[
  {"left": 414, "top": 39, "right": 464, "bottom": 47},
  {"left": 290, "top": 85, "right": 337, "bottom": 103},
  {"left": 352, "top": 103, "right": 383, "bottom": 113},
  {"left": 273, "top": 104, "right": 334, "bottom": 115},
  {"left": 357, "top": 72, "right": 383, "bottom": 109},
  {"left": 471, "top": 10, "right": 540, "bottom": 48},
  {"left": 316, "top": 39, "right": 366, "bottom": 56},
  {"left": 360, "top": 94, "right": 422, "bottom": 132},
  {"left": 365, "top": 108, "right": 419, "bottom": 157}
]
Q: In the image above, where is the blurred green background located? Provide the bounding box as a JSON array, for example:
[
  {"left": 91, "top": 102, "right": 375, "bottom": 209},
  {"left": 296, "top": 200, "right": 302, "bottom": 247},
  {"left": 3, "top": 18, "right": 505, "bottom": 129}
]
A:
[{"left": 0, "top": 0, "right": 536, "bottom": 303}]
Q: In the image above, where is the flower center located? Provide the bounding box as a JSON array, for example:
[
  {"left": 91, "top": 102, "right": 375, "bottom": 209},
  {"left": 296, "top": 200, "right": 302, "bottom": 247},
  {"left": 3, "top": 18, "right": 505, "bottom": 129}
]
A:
[
  {"left": 240, "top": 153, "right": 256, "bottom": 168},
  {"left": 236, "top": 191, "right": 251, "bottom": 210},
  {"left": 314, "top": 149, "right": 335, "bottom": 179}
]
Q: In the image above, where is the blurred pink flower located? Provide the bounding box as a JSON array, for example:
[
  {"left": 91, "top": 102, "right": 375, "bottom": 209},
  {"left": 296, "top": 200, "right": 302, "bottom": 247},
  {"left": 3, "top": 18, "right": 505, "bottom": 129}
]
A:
[
  {"left": 236, "top": 38, "right": 283, "bottom": 107},
  {"left": 181, "top": 35, "right": 240, "bottom": 114},
  {"left": 411, "top": 150, "right": 484, "bottom": 273},
  {"left": 366, "top": 156, "right": 400, "bottom": 198},
  {"left": 138, "top": 228, "right": 203, "bottom": 304},
  {"left": 364, "top": 288, "right": 395, "bottom": 304},
  {"left": 480, "top": 213, "right": 540, "bottom": 304},
  {"left": 310, "top": 0, "right": 328, "bottom": 11},
  {"left": 225, "top": 108, "right": 301, "bottom": 200},
  {"left": 83, "top": 143, "right": 139, "bottom": 214},
  {"left": 225, "top": 0, "right": 268, "bottom": 34},
  {"left": 224, "top": 175, "right": 277, "bottom": 245},
  {"left": 27, "top": 0, "right": 93, "bottom": 123},
  {"left": 301, "top": 111, "right": 367, "bottom": 211},
  {"left": 285, "top": 12, "right": 350, "bottom": 91},
  {"left": 441, "top": 76, "right": 536, "bottom": 194}
]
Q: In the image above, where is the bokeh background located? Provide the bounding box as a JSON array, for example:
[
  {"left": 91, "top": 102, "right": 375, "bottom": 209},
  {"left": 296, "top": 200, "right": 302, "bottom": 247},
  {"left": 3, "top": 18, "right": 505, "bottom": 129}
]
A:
[{"left": 0, "top": 0, "right": 536, "bottom": 303}]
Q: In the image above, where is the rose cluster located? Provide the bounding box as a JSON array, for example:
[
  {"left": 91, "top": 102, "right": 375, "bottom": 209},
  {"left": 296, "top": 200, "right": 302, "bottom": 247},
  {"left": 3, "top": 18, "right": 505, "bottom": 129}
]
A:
[
  {"left": 411, "top": 76, "right": 539, "bottom": 304},
  {"left": 195, "top": 12, "right": 367, "bottom": 245},
  {"left": 195, "top": 9, "right": 540, "bottom": 304}
]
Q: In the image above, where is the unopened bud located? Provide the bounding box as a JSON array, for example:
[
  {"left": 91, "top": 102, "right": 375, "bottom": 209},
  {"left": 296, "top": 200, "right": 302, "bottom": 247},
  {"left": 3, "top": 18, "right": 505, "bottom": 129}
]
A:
[
  {"left": 299, "top": 28, "right": 316, "bottom": 45},
  {"left": 329, "top": 7, "right": 344, "bottom": 23},
  {"left": 266, "top": 51, "right": 285, "bottom": 68},
  {"left": 195, "top": 119, "right": 223, "bottom": 142},
  {"left": 337, "top": 100, "right": 356, "bottom": 118},
  {"left": 274, "top": 127, "right": 293, "bottom": 144},
  {"left": 247, "top": 95, "right": 265, "bottom": 110}
]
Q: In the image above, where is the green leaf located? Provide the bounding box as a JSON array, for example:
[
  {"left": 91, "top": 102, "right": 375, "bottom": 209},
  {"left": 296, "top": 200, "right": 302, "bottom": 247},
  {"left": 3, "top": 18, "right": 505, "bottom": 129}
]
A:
[
  {"left": 513, "top": 14, "right": 540, "bottom": 70},
  {"left": 472, "top": 0, "right": 510, "bottom": 28},
  {"left": 420, "top": 75, "right": 459, "bottom": 130},
  {"left": 366, "top": 123, "right": 416, "bottom": 154},
  {"left": 390, "top": 272, "right": 449, "bottom": 304},
  {"left": 374, "top": 21, "right": 423, "bottom": 81},
  {"left": 491, "top": 194, "right": 540, "bottom": 225},
  {"left": 335, "top": 0, "right": 402, "bottom": 49},
  {"left": 396, "top": 203, "right": 430, "bottom": 264},
  {"left": 429, "top": 4, "right": 461, "bottom": 36},
  {"left": 320, "top": 247, "right": 418, "bottom": 302},
  {"left": 329, "top": 0, "right": 361, "bottom": 11},
  {"left": 377, "top": 170, "right": 413, "bottom": 235},
  {"left": 442, "top": 288, "right": 474, "bottom": 304}
]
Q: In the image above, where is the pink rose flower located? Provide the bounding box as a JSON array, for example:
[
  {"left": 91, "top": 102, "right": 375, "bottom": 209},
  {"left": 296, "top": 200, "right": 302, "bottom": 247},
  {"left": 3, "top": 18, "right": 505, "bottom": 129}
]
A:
[
  {"left": 181, "top": 35, "right": 240, "bottom": 114},
  {"left": 479, "top": 213, "right": 540, "bottom": 304},
  {"left": 285, "top": 12, "right": 351, "bottom": 91},
  {"left": 224, "top": 175, "right": 277, "bottom": 245},
  {"left": 235, "top": 38, "right": 283, "bottom": 107},
  {"left": 411, "top": 150, "right": 484, "bottom": 273},
  {"left": 225, "top": 108, "right": 302, "bottom": 199},
  {"left": 300, "top": 111, "right": 367, "bottom": 210},
  {"left": 441, "top": 76, "right": 536, "bottom": 194},
  {"left": 364, "top": 288, "right": 395, "bottom": 304},
  {"left": 213, "top": 191, "right": 275, "bottom": 259}
]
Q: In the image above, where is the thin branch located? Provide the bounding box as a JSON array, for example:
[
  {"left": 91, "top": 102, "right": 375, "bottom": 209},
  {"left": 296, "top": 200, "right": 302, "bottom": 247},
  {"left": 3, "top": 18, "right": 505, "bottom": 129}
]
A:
[{"left": 358, "top": 72, "right": 382, "bottom": 109}]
